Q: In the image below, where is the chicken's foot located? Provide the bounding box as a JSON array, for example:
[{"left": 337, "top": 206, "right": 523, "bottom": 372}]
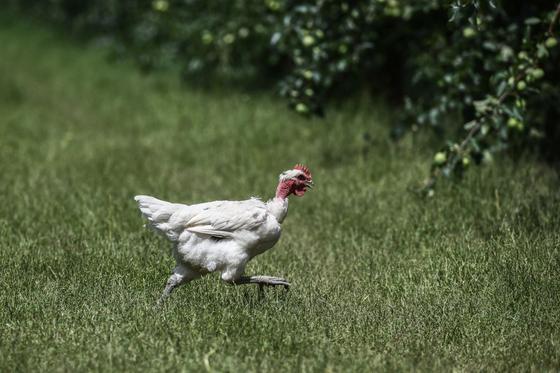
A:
[{"left": 234, "top": 275, "right": 290, "bottom": 290}]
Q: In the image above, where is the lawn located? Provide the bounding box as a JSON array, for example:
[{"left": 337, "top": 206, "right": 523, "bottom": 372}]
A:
[{"left": 1, "top": 15, "right": 560, "bottom": 372}]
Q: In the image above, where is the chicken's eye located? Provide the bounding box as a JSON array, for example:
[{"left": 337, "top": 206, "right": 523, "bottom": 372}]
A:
[{"left": 297, "top": 174, "right": 306, "bottom": 180}]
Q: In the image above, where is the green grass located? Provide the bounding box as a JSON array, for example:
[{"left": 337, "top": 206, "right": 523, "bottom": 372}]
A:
[{"left": 1, "top": 16, "right": 560, "bottom": 372}]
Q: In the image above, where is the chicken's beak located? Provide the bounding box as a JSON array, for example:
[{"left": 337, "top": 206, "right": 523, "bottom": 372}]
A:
[{"left": 305, "top": 180, "right": 314, "bottom": 189}]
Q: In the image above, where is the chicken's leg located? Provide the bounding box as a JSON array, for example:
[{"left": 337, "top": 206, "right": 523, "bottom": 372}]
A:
[
  {"left": 157, "top": 265, "right": 197, "bottom": 306},
  {"left": 234, "top": 275, "right": 290, "bottom": 289}
]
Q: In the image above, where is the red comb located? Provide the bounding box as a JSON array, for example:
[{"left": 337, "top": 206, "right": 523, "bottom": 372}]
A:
[{"left": 294, "top": 164, "right": 312, "bottom": 177}]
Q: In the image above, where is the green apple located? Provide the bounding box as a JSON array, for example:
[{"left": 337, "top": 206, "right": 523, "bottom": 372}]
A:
[{"left": 434, "top": 152, "right": 447, "bottom": 165}]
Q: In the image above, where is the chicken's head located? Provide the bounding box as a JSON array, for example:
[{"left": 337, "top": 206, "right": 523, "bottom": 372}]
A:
[{"left": 277, "top": 164, "right": 313, "bottom": 198}]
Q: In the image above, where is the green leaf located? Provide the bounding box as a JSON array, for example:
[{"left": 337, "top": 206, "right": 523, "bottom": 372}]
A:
[{"left": 524, "top": 17, "right": 541, "bottom": 25}]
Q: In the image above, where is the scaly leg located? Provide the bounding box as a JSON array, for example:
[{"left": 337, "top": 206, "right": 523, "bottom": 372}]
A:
[
  {"left": 234, "top": 275, "right": 290, "bottom": 289},
  {"left": 157, "top": 265, "right": 197, "bottom": 306},
  {"left": 221, "top": 267, "right": 290, "bottom": 290}
]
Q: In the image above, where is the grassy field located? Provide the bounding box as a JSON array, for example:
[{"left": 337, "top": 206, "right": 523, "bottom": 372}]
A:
[{"left": 1, "top": 16, "right": 560, "bottom": 372}]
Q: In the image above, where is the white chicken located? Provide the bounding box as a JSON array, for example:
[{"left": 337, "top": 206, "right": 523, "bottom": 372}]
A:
[{"left": 134, "top": 164, "right": 313, "bottom": 304}]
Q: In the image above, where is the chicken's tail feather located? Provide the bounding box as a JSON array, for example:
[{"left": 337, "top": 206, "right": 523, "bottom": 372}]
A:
[{"left": 134, "top": 195, "right": 183, "bottom": 241}]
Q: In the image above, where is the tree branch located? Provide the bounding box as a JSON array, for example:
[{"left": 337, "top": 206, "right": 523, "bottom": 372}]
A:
[{"left": 548, "top": 2, "right": 560, "bottom": 36}]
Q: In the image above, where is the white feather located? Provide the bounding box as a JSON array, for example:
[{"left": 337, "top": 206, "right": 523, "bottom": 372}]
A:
[{"left": 134, "top": 194, "right": 288, "bottom": 281}]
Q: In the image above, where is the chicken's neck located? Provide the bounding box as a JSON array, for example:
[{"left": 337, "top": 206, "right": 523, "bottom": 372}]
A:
[
  {"left": 267, "top": 181, "right": 291, "bottom": 223},
  {"left": 275, "top": 181, "right": 293, "bottom": 199},
  {"left": 266, "top": 197, "right": 289, "bottom": 223}
]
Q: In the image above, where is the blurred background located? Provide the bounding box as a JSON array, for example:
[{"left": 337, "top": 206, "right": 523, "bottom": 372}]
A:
[
  {"left": 1, "top": 1, "right": 560, "bottom": 371},
  {"left": 4, "top": 0, "right": 560, "bottom": 181}
]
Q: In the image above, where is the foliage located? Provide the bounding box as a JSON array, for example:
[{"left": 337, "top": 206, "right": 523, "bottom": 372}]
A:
[
  {"left": 6, "top": 0, "right": 560, "bottom": 190},
  {"left": 415, "top": 1, "right": 560, "bottom": 193}
]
